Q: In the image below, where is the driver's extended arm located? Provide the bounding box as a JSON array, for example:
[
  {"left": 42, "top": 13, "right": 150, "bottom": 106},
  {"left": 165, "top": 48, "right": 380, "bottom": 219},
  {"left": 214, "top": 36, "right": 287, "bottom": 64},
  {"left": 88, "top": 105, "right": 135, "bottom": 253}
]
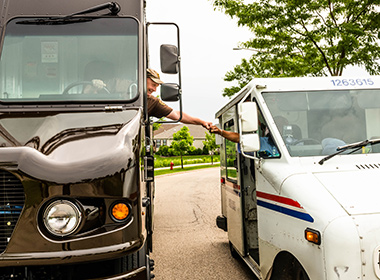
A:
[
  {"left": 210, "top": 126, "right": 239, "bottom": 143},
  {"left": 166, "top": 110, "right": 212, "bottom": 129}
]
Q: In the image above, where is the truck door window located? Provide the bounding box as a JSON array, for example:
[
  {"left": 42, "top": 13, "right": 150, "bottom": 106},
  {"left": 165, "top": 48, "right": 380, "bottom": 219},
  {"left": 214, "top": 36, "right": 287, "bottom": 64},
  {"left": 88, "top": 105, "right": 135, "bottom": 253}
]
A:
[
  {"left": 257, "top": 108, "right": 280, "bottom": 158},
  {"left": 224, "top": 119, "right": 238, "bottom": 181},
  {"left": 0, "top": 18, "right": 139, "bottom": 102}
]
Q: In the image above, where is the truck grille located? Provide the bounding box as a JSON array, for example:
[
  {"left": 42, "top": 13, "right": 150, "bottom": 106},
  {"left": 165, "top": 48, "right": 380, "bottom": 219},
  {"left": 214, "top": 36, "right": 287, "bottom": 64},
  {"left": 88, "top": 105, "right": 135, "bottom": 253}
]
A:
[{"left": 0, "top": 170, "right": 24, "bottom": 253}]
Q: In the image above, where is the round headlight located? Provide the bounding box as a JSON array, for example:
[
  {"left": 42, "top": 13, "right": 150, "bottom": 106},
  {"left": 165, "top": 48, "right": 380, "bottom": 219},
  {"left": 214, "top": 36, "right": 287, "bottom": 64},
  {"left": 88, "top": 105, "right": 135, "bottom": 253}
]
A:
[{"left": 43, "top": 200, "right": 82, "bottom": 236}]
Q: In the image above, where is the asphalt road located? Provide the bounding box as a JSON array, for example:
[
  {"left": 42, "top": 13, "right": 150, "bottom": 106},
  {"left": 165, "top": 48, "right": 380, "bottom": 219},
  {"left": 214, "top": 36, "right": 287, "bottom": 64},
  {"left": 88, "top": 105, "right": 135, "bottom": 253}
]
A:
[{"left": 151, "top": 167, "right": 257, "bottom": 279}]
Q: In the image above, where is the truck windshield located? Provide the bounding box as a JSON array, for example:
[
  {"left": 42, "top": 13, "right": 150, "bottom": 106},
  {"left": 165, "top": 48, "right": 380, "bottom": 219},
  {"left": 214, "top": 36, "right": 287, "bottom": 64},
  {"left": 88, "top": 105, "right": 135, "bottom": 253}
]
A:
[
  {"left": 263, "top": 89, "right": 380, "bottom": 157},
  {"left": 0, "top": 17, "right": 138, "bottom": 103}
]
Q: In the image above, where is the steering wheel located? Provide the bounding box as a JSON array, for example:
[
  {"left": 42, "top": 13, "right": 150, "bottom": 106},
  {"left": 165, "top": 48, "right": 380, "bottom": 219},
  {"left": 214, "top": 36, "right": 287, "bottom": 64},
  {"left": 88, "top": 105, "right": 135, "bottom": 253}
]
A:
[
  {"left": 293, "top": 138, "right": 320, "bottom": 145},
  {"left": 62, "top": 81, "right": 110, "bottom": 95}
]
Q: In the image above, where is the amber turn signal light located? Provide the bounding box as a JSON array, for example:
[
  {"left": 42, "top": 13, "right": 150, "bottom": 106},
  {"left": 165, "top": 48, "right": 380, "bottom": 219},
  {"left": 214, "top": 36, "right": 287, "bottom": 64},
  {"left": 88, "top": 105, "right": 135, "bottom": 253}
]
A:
[
  {"left": 305, "top": 228, "right": 321, "bottom": 245},
  {"left": 111, "top": 202, "right": 130, "bottom": 221}
]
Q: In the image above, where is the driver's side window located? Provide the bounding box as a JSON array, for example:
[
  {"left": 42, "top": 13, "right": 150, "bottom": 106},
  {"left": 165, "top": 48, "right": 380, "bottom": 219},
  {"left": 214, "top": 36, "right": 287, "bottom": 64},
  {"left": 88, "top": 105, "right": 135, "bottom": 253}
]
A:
[
  {"left": 224, "top": 119, "right": 238, "bottom": 181},
  {"left": 256, "top": 106, "right": 280, "bottom": 158}
]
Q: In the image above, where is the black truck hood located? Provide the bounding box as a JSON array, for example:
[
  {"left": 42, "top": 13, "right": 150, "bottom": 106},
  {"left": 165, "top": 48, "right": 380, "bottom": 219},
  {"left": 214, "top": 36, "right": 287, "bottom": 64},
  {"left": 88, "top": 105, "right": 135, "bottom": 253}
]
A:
[{"left": 0, "top": 109, "right": 141, "bottom": 184}]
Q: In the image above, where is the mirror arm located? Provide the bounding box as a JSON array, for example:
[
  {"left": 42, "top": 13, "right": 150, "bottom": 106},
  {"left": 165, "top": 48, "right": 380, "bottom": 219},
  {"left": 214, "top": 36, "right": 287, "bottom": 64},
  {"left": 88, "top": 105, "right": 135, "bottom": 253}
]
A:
[{"left": 156, "top": 89, "right": 182, "bottom": 124}]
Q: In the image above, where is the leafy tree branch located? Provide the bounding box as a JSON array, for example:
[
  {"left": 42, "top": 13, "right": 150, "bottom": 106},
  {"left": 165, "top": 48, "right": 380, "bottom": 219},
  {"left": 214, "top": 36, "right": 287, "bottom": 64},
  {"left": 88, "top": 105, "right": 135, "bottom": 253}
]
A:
[{"left": 212, "top": 0, "right": 380, "bottom": 97}]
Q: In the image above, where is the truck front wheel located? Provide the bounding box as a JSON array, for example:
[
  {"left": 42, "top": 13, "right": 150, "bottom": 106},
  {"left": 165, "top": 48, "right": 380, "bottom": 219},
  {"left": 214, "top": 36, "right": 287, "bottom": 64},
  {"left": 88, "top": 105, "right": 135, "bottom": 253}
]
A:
[{"left": 270, "top": 253, "right": 309, "bottom": 280}]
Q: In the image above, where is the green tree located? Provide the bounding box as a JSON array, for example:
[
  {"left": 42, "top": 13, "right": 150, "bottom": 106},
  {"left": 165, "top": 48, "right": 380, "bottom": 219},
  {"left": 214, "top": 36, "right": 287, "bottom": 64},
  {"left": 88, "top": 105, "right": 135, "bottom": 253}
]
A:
[
  {"left": 213, "top": 0, "right": 380, "bottom": 97},
  {"left": 152, "top": 116, "right": 164, "bottom": 131},
  {"left": 171, "top": 126, "right": 194, "bottom": 168},
  {"left": 203, "top": 131, "right": 218, "bottom": 164},
  {"left": 152, "top": 121, "right": 162, "bottom": 132}
]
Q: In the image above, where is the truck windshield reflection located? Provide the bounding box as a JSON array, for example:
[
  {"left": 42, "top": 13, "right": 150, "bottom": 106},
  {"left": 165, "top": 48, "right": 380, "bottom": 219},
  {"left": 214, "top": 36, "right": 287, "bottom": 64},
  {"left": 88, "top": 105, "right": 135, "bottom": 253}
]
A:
[
  {"left": 0, "top": 17, "right": 139, "bottom": 102},
  {"left": 263, "top": 89, "right": 380, "bottom": 157}
]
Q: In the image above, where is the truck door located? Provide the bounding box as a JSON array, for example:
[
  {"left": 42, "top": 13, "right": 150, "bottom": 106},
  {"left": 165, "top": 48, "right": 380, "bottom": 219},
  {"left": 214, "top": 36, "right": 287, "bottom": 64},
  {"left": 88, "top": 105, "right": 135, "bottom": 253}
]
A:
[
  {"left": 239, "top": 102, "right": 281, "bottom": 267},
  {"left": 240, "top": 154, "right": 259, "bottom": 263},
  {"left": 223, "top": 117, "right": 245, "bottom": 256}
]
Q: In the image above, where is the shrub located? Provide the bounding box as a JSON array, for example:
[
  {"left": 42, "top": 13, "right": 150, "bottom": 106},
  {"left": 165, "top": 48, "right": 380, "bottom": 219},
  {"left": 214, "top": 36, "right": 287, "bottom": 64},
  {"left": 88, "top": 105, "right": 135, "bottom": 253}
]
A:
[{"left": 157, "top": 145, "right": 170, "bottom": 156}]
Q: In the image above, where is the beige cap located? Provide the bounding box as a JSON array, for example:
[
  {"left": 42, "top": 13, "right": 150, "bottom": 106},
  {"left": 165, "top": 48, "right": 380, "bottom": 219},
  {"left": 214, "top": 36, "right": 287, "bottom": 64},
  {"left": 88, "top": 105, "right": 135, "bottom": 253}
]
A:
[{"left": 147, "top": 68, "right": 163, "bottom": 84}]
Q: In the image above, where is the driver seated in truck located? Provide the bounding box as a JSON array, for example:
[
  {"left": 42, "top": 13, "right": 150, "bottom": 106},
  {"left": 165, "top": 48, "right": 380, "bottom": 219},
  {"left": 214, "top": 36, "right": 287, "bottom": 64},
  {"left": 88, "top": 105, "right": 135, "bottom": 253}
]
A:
[
  {"left": 82, "top": 60, "right": 115, "bottom": 94},
  {"left": 321, "top": 138, "right": 346, "bottom": 155},
  {"left": 146, "top": 68, "right": 212, "bottom": 129}
]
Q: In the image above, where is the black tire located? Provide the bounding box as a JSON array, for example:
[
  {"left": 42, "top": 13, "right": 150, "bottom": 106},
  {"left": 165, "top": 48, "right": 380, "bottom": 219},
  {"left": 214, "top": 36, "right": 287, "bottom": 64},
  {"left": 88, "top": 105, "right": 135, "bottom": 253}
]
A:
[
  {"left": 271, "top": 255, "right": 309, "bottom": 280},
  {"left": 229, "top": 242, "right": 239, "bottom": 259},
  {"left": 293, "top": 260, "right": 309, "bottom": 280}
]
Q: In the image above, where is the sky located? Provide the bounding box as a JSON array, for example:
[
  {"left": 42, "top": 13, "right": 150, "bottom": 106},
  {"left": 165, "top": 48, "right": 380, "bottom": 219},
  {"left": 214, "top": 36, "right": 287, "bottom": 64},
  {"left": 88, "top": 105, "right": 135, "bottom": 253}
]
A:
[
  {"left": 145, "top": 0, "right": 252, "bottom": 124},
  {"left": 146, "top": 0, "right": 370, "bottom": 125}
]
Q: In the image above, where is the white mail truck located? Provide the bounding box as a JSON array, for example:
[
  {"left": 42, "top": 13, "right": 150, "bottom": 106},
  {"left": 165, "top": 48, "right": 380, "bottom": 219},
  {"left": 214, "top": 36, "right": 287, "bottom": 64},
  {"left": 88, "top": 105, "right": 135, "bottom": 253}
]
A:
[{"left": 215, "top": 76, "right": 380, "bottom": 279}]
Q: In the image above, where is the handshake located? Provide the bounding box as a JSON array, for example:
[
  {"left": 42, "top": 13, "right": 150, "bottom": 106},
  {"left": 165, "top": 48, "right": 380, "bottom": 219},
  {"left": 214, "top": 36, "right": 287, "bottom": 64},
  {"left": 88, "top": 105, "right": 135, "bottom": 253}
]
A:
[
  {"left": 200, "top": 122, "right": 220, "bottom": 135},
  {"left": 208, "top": 125, "right": 222, "bottom": 135},
  {"left": 200, "top": 122, "right": 238, "bottom": 142}
]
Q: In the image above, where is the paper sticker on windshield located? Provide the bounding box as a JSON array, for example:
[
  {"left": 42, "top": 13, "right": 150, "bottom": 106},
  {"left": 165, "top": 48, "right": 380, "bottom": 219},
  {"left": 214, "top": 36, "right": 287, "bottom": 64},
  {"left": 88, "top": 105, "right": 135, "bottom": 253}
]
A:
[{"left": 41, "top": 42, "right": 58, "bottom": 63}]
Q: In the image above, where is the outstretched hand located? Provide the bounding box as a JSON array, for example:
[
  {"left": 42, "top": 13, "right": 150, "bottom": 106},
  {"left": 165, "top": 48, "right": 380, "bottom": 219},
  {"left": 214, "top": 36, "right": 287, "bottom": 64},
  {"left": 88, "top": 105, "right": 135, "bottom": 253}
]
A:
[
  {"left": 209, "top": 125, "right": 221, "bottom": 135},
  {"left": 202, "top": 121, "right": 213, "bottom": 130}
]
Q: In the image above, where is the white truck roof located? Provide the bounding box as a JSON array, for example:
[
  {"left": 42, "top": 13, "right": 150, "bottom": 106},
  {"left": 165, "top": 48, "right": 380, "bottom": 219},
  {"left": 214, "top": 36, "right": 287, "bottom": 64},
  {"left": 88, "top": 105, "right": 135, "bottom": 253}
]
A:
[{"left": 215, "top": 76, "right": 377, "bottom": 118}]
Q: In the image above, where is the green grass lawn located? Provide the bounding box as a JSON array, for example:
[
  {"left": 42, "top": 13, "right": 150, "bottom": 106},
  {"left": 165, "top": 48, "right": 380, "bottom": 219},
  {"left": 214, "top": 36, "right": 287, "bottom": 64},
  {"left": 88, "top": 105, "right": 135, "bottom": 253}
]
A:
[
  {"left": 154, "top": 154, "right": 220, "bottom": 168},
  {"left": 154, "top": 163, "right": 220, "bottom": 176}
]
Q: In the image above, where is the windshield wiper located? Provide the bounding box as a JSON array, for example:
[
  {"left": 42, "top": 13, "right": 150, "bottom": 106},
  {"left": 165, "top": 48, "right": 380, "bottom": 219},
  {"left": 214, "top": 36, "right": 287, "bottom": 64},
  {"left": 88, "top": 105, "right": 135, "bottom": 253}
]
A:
[
  {"left": 65, "top": 2, "right": 120, "bottom": 17},
  {"left": 16, "top": 2, "right": 120, "bottom": 25},
  {"left": 318, "top": 138, "right": 380, "bottom": 165},
  {"left": 17, "top": 18, "right": 93, "bottom": 25}
]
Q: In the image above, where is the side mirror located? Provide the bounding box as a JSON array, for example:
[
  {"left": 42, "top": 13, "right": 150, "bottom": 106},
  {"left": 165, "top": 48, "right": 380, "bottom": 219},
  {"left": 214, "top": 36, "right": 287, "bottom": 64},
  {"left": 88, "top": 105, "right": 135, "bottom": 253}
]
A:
[
  {"left": 238, "top": 102, "right": 260, "bottom": 153},
  {"left": 160, "top": 44, "right": 179, "bottom": 74},
  {"left": 161, "top": 83, "right": 180, "bottom": 102},
  {"left": 241, "top": 134, "right": 260, "bottom": 152},
  {"left": 238, "top": 102, "right": 258, "bottom": 132}
]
